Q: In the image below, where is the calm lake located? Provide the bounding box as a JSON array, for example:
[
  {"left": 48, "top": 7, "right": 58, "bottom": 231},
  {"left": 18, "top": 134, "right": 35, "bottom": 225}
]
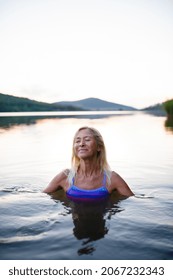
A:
[{"left": 0, "top": 111, "right": 173, "bottom": 260}]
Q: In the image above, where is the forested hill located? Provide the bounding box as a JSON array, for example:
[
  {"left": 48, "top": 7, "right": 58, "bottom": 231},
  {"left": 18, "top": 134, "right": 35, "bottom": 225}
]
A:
[
  {"left": 0, "top": 94, "right": 137, "bottom": 112},
  {"left": 141, "top": 103, "right": 166, "bottom": 116},
  {"left": 2, "top": 92, "right": 168, "bottom": 113},
  {"left": 0, "top": 93, "right": 82, "bottom": 112},
  {"left": 54, "top": 97, "right": 137, "bottom": 111}
]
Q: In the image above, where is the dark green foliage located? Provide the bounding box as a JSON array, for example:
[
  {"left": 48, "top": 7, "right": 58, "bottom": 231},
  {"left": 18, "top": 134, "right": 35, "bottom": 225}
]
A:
[
  {"left": 0, "top": 93, "right": 81, "bottom": 112},
  {"left": 163, "top": 99, "right": 173, "bottom": 115}
]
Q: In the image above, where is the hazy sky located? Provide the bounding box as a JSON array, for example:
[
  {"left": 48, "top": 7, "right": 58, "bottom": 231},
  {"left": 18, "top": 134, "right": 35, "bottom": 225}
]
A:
[{"left": 0, "top": 0, "right": 173, "bottom": 108}]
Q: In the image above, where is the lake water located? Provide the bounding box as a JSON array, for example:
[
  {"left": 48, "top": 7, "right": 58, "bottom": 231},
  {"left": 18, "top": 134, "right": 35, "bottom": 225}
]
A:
[{"left": 0, "top": 111, "right": 173, "bottom": 260}]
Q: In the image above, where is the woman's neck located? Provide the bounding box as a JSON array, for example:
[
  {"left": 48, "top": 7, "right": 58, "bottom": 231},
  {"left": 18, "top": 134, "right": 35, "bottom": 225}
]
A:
[{"left": 77, "top": 159, "right": 101, "bottom": 177}]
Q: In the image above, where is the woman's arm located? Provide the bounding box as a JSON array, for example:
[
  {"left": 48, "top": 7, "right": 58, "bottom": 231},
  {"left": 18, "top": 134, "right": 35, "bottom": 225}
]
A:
[
  {"left": 110, "top": 171, "right": 134, "bottom": 197},
  {"left": 43, "top": 169, "right": 69, "bottom": 193}
]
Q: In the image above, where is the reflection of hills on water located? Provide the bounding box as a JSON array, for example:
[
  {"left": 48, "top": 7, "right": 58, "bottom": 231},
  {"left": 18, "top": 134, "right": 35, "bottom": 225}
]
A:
[
  {"left": 0, "top": 115, "right": 77, "bottom": 129},
  {"left": 0, "top": 113, "right": 132, "bottom": 129},
  {"left": 51, "top": 190, "right": 125, "bottom": 256},
  {"left": 0, "top": 116, "right": 48, "bottom": 129},
  {"left": 164, "top": 116, "right": 173, "bottom": 133}
]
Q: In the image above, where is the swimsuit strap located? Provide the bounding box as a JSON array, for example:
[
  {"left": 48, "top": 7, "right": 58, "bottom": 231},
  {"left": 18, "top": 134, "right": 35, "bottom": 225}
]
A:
[
  {"left": 72, "top": 176, "right": 75, "bottom": 185},
  {"left": 67, "top": 172, "right": 109, "bottom": 201},
  {"left": 102, "top": 172, "right": 107, "bottom": 187}
]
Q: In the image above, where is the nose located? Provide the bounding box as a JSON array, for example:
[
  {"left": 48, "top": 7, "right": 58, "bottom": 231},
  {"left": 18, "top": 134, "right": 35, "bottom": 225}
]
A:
[{"left": 79, "top": 139, "right": 85, "bottom": 146}]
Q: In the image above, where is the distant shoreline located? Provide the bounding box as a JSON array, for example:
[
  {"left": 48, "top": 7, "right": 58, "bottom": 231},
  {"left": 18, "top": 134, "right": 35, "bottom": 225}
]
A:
[{"left": 0, "top": 110, "right": 137, "bottom": 117}]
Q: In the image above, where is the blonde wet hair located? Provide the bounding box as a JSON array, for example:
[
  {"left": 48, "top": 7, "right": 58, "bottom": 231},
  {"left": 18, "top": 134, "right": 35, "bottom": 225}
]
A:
[{"left": 67, "top": 126, "right": 111, "bottom": 185}]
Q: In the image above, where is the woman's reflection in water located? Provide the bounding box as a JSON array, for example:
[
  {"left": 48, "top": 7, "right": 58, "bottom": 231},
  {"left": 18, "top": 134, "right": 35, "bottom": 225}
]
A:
[{"left": 51, "top": 190, "right": 125, "bottom": 256}]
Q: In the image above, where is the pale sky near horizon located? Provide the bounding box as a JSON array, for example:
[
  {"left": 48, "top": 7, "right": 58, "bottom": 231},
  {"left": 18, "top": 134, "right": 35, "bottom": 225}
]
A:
[{"left": 0, "top": 0, "right": 173, "bottom": 109}]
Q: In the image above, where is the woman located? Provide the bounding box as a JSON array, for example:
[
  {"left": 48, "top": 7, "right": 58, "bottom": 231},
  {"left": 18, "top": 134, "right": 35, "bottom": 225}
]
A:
[{"left": 43, "top": 126, "right": 134, "bottom": 199}]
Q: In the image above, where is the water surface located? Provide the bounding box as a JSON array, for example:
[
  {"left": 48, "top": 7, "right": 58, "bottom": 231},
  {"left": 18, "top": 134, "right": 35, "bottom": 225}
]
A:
[{"left": 0, "top": 112, "right": 173, "bottom": 259}]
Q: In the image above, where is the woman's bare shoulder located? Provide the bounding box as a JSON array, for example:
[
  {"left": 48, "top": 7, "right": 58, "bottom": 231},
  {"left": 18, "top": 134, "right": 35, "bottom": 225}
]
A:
[
  {"left": 43, "top": 168, "right": 70, "bottom": 193},
  {"left": 111, "top": 171, "right": 120, "bottom": 179},
  {"left": 62, "top": 168, "right": 70, "bottom": 176},
  {"left": 109, "top": 171, "right": 134, "bottom": 196},
  {"left": 54, "top": 168, "right": 70, "bottom": 182}
]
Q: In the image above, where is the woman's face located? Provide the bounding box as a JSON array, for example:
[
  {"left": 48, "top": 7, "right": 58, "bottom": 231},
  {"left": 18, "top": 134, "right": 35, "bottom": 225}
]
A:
[{"left": 73, "top": 129, "right": 99, "bottom": 159}]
